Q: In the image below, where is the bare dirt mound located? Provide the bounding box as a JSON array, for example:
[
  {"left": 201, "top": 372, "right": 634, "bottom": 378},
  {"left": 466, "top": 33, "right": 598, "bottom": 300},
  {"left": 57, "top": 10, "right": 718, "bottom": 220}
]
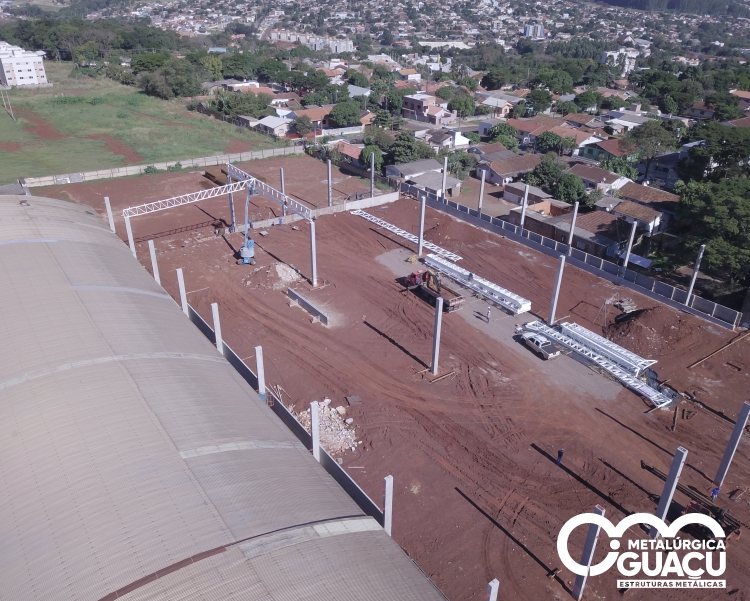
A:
[{"left": 603, "top": 305, "right": 704, "bottom": 357}]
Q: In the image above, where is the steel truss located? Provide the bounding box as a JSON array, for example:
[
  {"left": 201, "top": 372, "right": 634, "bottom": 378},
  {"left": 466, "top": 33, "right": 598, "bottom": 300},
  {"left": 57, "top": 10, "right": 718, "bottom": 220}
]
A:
[
  {"left": 424, "top": 254, "right": 531, "bottom": 314},
  {"left": 525, "top": 321, "right": 672, "bottom": 409},
  {"left": 226, "top": 163, "right": 312, "bottom": 222},
  {"left": 560, "top": 322, "right": 656, "bottom": 377},
  {"left": 123, "top": 181, "right": 249, "bottom": 218},
  {"left": 350, "top": 210, "right": 462, "bottom": 262}
]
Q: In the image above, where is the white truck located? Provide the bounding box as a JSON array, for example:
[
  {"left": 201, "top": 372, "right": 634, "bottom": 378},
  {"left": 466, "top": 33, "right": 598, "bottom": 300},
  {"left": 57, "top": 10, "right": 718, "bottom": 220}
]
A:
[{"left": 520, "top": 332, "right": 561, "bottom": 360}]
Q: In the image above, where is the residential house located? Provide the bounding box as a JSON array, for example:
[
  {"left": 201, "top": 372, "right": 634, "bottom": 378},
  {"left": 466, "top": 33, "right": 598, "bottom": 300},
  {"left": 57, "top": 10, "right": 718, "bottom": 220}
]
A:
[
  {"left": 562, "top": 113, "right": 606, "bottom": 129},
  {"left": 724, "top": 115, "right": 750, "bottom": 128},
  {"left": 288, "top": 106, "right": 333, "bottom": 131},
  {"left": 597, "top": 198, "right": 663, "bottom": 236},
  {"left": 385, "top": 158, "right": 443, "bottom": 180},
  {"left": 579, "top": 138, "right": 637, "bottom": 162},
  {"left": 729, "top": 89, "right": 750, "bottom": 111},
  {"left": 605, "top": 111, "right": 651, "bottom": 134},
  {"left": 618, "top": 182, "right": 681, "bottom": 228},
  {"left": 423, "top": 129, "right": 471, "bottom": 151},
  {"left": 398, "top": 68, "right": 422, "bottom": 82},
  {"left": 348, "top": 84, "right": 371, "bottom": 98},
  {"left": 255, "top": 115, "right": 291, "bottom": 137},
  {"left": 236, "top": 115, "right": 260, "bottom": 128},
  {"left": 686, "top": 101, "right": 714, "bottom": 120},
  {"left": 506, "top": 199, "right": 574, "bottom": 235},
  {"left": 402, "top": 93, "right": 457, "bottom": 125},
  {"left": 507, "top": 116, "right": 561, "bottom": 146},
  {"left": 475, "top": 154, "right": 541, "bottom": 185},
  {"left": 335, "top": 141, "right": 366, "bottom": 168},
  {"left": 408, "top": 171, "right": 462, "bottom": 197},
  {"left": 567, "top": 164, "right": 631, "bottom": 193},
  {"left": 503, "top": 182, "right": 551, "bottom": 204},
  {"left": 546, "top": 125, "right": 607, "bottom": 154}
]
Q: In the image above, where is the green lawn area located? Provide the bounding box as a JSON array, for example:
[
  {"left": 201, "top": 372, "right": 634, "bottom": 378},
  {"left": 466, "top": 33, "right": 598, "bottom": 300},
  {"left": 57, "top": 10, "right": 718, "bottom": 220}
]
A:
[{"left": 0, "top": 62, "right": 283, "bottom": 184}]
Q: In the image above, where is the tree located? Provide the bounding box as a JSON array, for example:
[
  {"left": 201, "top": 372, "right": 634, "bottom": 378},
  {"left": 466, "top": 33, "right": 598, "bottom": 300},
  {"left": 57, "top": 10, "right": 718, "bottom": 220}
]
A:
[
  {"left": 73, "top": 40, "right": 98, "bottom": 64},
  {"left": 704, "top": 93, "right": 744, "bottom": 122},
  {"left": 574, "top": 90, "right": 602, "bottom": 112},
  {"left": 511, "top": 100, "right": 526, "bottom": 118},
  {"left": 493, "top": 134, "right": 518, "bottom": 151},
  {"left": 160, "top": 58, "right": 200, "bottom": 97},
  {"left": 199, "top": 55, "right": 223, "bottom": 81},
  {"left": 464, "top": 132, "right": 480, "bottom": 144},
  {"left": 293, "top": 115, "right": 313, "bottom": 136},
  {"left": 448, "top": 95, "right": 475, "bottom": 117},
  {"left": 560, "top": 136, "right": 578, "bottom": 156},
  {"left": 555, "top": 173, "right": 588, "bottom": 204},
  {"left": 389, "top": 131, "right": 436, "bottom": 164},
  {"left": 536, "top": 131, "right": 563, "bottom": 154},
  {"left": 435, "top": 86, "right": 456, "bottom": 101},
  {"left": 329, "top": 101, "right": 361, "bottom": 127},
  {"left": 131, "top": 53, "right": 170, "bottom": 74},
  {"left": 488, "top": 123, "right": 518, "bottom": 139},
  {"left": 599, "top": 156, "right": 639, "bottom": 180},
  {"left": 374, "top": 109, "right": 392, "bottom": 128},
  {"left": 662, "top": 94, "right": 678, "bottom": 116},
  {"left": 620, "top": 120, "right": 677, "bottom": 181},
  {"left": 525, "top": 154, "right": 562, "bottom": 190},
  {"left": 481, "top": 66, "right": 513, "bottom": 90},
  {"left": 557, "top": 101, "right": 578, "bottom": 115},
  {"left": 526, "top": 89, "right": 552, "bottom": 114},
  {"left": 360, "top": 145, "right": 383, "bottom": 171},
  {"left": 347, "top": 70, "right": 369, "bottom": 88},
  {"left": 443, "top": 150, "right": 478, "bottom": 180},
  {"left": 677, "top": 179, "right": 750, "bottom": 283}
]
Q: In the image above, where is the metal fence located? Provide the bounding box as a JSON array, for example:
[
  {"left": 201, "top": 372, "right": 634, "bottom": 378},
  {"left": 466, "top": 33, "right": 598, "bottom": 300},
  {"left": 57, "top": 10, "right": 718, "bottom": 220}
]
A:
[
  {"left": 400, "top": 183, "right": 742, "bottom": 330},
  {"left": 22, "top": 146, "right": 304, "bottom": 188}
]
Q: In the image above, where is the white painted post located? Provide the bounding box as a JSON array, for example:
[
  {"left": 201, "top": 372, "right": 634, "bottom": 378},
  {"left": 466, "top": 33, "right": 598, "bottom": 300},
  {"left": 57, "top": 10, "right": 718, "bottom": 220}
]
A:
[
  {"left": 383, "top": 474, "right": 394, "bottom": 536},
  {"left": 311, "top": 401, "right": 321, "bottom": 462},
  {"left": 478, "top": 169, "right": 486, "bottom": 214},
  {"left": 486, "top": 579, "right": 499, "bottom": 601},
  {"left": 370, "top": 151, "right": 375, "bottom": 198},
  {"left": 176, "top": 268, "right": 189, "bottom": 317},
  {"left": 650, "top": 446, "right": 688, "bottom": 538},
  {"left": 431, "top": 297, "right": 444, "bottom": 375},
  {"left": 685, "top": 244, "right": 706, "bottom": 307},
  {"left": 441, "top": 156, "right": 448, "bottom": 200},
  {"left": 519, "top": 184, "right": 529, "bottom": 232},
  {"left": 418, "top": 195, "right": 426, "bottom": 256},
  {"left": 227, "top": 172, "right": 236, "bottom": 232},
  {"left": 548, "top": 255, "right": 566, "bottom": 325},
  {"left": 567, "top": 201, "right": 579, "bottom": 255},
  {"left": 328, "top": 159, "right": 333, "bottom": 206},
  {"left": 148, "top": 239, "right": 160, "bottom": 284},
  {"left": 310, "top": 220, "right": 317, "bottom": 287},
  {"left": 714, "top": 401, "right": 750, "bottom": 487},
  {"left": 211, "top": 302, "right": 223, "bottom": 355},
  {"left": 280, "top": 168, "right": 287, "bottom": 217},
  {"left": 124, "top": 215, "right": 136, "bottom": 258},
  {"left": 104, "top": 196, "right": 116, "bottom": 233},
  {"left": 255, "top": 345, "right": 266, "bottom": 401},
  {"left": 572, "top": 505, "right": 605, "bottom": 600},
  {"left": 621, "top": 220, "right": 638, "bottom": 276}
]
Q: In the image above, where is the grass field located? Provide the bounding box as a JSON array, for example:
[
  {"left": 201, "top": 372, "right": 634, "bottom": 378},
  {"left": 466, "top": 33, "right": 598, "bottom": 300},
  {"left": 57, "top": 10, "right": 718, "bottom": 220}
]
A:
[{"left": 0, "top": 62, "right": 283, "bottom": 184}]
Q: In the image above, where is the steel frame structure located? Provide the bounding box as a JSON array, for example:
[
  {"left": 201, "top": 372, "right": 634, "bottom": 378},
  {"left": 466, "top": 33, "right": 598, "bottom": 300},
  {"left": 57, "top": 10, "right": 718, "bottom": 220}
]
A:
[
  {"left": 351, "top": 210, "right": 462, "bottom": 262},
  {"left": 122, "top": 181, "right": 249, "bottom": 218},
  {"left": 226, "top": 163, "right": 312, "bottom": 222},
  {"left": 424, "top": 254, "right": 531, "bottom": 314},
  {"left": 559, "top": 322, "right": 656, "bottom": 377},
  {"left": 524, "top": 321, "right": 671, "bottom": 409}
]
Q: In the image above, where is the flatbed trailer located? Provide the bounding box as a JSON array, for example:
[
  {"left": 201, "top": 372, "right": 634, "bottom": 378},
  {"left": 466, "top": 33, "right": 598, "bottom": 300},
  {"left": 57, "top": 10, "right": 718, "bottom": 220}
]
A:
[{"left": 406, "top": 270, "right": 465, "bottom": 312}]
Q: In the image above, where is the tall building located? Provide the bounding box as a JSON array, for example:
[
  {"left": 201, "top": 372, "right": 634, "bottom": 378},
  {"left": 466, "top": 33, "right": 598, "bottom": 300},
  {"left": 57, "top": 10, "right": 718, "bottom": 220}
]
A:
[
  {"left": 524, "top": 24, "right": 544, "bottom": 39},
  {"left": 0, "top": 42, "right": 48, "bottom": 87}
]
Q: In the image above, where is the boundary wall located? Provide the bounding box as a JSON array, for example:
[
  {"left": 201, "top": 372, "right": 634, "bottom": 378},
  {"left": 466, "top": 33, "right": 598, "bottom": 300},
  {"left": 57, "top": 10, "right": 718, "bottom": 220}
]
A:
[
  {"left": 22, "top": 146, "right": 304, "bottom": 187},
  {"left": 399, "top": 183, "right": 741, "bottom": 330}
]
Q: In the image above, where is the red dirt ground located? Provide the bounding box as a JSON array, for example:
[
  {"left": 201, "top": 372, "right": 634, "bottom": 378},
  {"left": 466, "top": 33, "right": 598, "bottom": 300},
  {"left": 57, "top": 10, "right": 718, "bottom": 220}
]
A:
[
  {"left": 35, "top": 158, "right": 750, "bottom": 601},
  {"left": 0, "top": 142, "right": 23, "bottom": 152},
  {"left": 13, "top": 106, "right": 65, "bottom": 140},
  {"left": 87, "top": 134, "right": 143, "bottom": 163},
  {"left": 226, "top": 138, "right": 259, "bottom": 154}
]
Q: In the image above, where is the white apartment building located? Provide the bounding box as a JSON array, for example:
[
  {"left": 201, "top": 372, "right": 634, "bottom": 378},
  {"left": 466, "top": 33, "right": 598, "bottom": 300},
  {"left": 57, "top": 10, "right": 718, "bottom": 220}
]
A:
[{"left": 0, "top": 42, "right": 48, "bottom": 87}]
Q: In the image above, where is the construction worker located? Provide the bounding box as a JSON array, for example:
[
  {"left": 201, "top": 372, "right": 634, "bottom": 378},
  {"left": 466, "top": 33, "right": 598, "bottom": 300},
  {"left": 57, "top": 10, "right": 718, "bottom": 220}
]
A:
[
  {"left": 557, "top": 448, "right": 564, "bottom": 466},
  {"left": 486, "top": 306, "right": 491, "bottom": 322},
  {"left": 711, "top": 487, "right": 720, "bottom": 502}
]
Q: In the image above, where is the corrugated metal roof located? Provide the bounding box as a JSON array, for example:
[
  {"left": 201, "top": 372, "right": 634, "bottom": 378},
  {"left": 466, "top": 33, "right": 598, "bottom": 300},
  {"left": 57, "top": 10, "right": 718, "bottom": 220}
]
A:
[{"left": 0, "top": 195, "right": 447, "bottom": 601}]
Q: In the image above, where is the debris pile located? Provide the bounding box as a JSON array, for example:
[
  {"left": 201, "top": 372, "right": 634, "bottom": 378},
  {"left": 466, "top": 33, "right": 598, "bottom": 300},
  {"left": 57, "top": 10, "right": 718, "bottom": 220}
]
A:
[
  {"left": 603, "top": 306, "right": 704, "bottom": 356},
  {"left": 291, "top": 398, "right": 359, "bottom": 455}
]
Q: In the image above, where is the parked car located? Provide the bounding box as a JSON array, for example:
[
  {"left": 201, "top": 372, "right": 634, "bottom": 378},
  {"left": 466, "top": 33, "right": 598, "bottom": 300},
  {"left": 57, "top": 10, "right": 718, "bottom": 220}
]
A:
[{"left": 520, "top": 332, "right": 561, "bottom": 360}]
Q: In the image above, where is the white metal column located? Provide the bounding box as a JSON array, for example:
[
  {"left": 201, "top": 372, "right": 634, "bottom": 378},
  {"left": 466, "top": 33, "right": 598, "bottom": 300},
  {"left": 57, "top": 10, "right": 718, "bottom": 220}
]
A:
[
  {"left": 211, "top": 302, "right": 223, "bottom": 355},
  {"left": 311, "top": 401, "right": 321, "bottom": 461},
  {"left": 431, "top": 297, "right": 444, "bottom": 375},
  {"left": 148, "top": 239, "right": 160, "bottom": 284},
  {"left": 478, "top": 169, "right": 486, "bottom": 214},
  {"left": 383, "top": 475, "right": 394, "bottom": 536},
  {"left": 714, "top": 401, "right": 750, "bottom": 487},
  {"left": 418, "top": 196, "right": 426, "bottom": 256},
  {"left": 124, "top": 216, "right": 136, "bottom": 258},
  {"left": 177, "top": 268, "right": 188, "bottom": 316},
  {"left": 104, "top": 196, "right": 116, "bottom": 233},
  {"left": 650, "top": 447, "right": 688, "bottom": 538},
  {"left": 255, "top": 345, "right": 266, "bottom": 401},
  {"left": 572, "top": 505, "right": 605, "bottom": 600},
  {"left": 310, "top": 220, "right": 317, "bottom": 287}
]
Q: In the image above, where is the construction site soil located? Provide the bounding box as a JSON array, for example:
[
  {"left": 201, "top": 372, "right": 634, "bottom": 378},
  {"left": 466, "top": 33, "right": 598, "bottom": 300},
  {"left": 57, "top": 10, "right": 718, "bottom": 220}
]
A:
[{"left": 37, "top": 157, "right": 750, "bottom": 601}]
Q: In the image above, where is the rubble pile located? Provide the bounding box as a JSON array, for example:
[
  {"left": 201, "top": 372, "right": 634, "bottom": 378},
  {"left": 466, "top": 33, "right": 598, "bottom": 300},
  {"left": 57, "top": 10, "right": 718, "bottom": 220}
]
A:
[{"left": 291, "top": 398, "right": 359, "bottom": 455}]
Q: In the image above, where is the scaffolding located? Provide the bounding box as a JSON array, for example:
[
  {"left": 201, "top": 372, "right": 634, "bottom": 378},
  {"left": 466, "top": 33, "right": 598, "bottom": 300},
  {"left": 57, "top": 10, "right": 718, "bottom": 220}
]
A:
[
  {"left": 525, "top": 321, "right": 671, "bottom": 409},
  {"left": 424, "top": 254, "right": 531, "bottom": 314},
  {"left": 350, "top": 210, "right": 462, "bottom": 262}
]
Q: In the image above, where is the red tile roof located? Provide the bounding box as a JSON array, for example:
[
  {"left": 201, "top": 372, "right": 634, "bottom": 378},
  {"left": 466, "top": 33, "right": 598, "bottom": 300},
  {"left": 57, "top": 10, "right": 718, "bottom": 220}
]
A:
[
  {"left": 488, "top": 154, "right": 541, "bottom": 176},
  {"left": 612, "top": 200, "right": 662, "bottom": 223},
  {"left": 591, "top": 138, "right": 633, "bottom": 157},
  {"left": 618, "top": 182, "right": 680, "bottom": 211}
]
